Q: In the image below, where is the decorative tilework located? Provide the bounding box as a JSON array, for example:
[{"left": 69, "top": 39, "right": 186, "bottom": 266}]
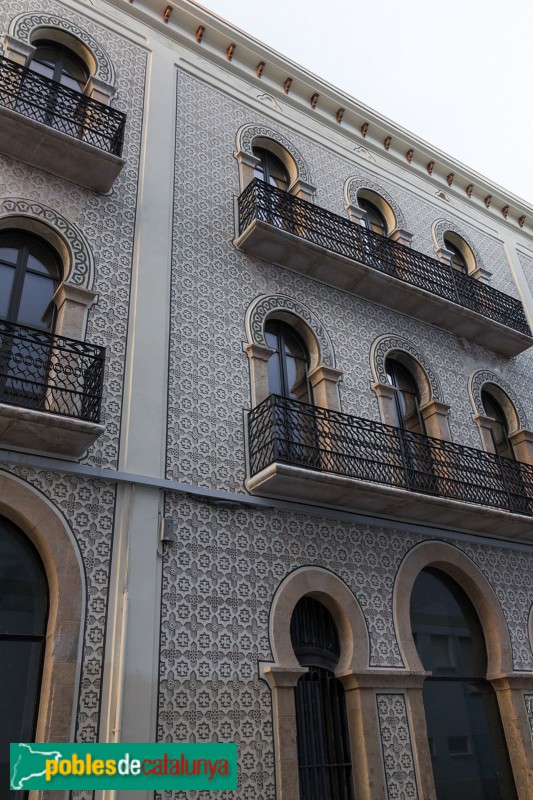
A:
[
  {"left": 345, "top": 177, "right": 406, "bottom": 230},
  {"left": 237, "top": 123, "right": 312, "bottom": 182},
  {"left": 371, "top": 334, "right": 443, "bottom": 400},
  {"left": 9, "top": 11, "right": 116, "bottom": 83},
  {"left": 376, "top": 693, "right": 419, "bottom": 800},
  {"left": 0, "top": 197, "right": 95, "bottom": 288},
  {"left": 0, "top": 0, "right": 147, "bottom": 470},
  {"left": 469, "top": 369, "right": 528, "bottom": 427},
  {"left": 3, "top": 464, "right": 116, "bottom": 744},
  {"left": 246, "top": 293, "right": 336, "bottom": 367},
  {"left": 168, "top": 70, "right": 533, "bottom": 492}
]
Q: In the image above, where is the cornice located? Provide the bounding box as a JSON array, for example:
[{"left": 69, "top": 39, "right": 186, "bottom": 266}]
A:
[{"left": 106, "top": 0, "right": 533, "bottom": 235}]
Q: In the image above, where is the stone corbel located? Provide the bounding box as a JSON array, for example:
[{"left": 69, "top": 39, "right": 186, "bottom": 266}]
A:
[
  {"left": 85, "top": 75, "right": 116, "bottom": 105},
  {"left": 372, "top": 381, "right": 398, "bottom": 427},
  {"left": 308, "top": 364, "right": 343, "bottom": 412},
  {"left": 289, "top": 178, "right": 316, "bottom": 203},
  {"left": 472, "top": 413, "right": 497, "bottom": 454},
  {"left": 244, "top": 342, "right": 275, "bottom": 407},
  {"left": 346, "top": 203, "right": 367, "bottom": 225},
  {"left": 390, "top": 228, "right": 413, "bottom": 247},
  {"left": 2, "top": 35, "right": 35, "bottom": 66},
  {"left": 470, "top": 265, "right": 493, "bottom": 283},
  {"left": 54, "top": 283, "right": 97, "bottom": 340},
  {"left": 508, "top": 429, "right": 533, "bottom": 466},
  {"left": 419, "top": 399, "right": 452, "bottom": 441},
  {"left": 436, "top": 246, "right": 455, "bottom": 267},
  {"left": 234, "top": 149, "right": 261, "bottom": 189}
]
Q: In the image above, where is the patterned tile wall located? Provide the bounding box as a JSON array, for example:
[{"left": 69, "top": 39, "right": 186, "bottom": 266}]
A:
[
  {"left": 0, "top": 0, "right": 146, "bottom": 470},
  {"left": 157, "top": 494, "right": 533, "bottom": 798},
  {"left": 168, "top": 71, "right": 533, "bottom": 492}
]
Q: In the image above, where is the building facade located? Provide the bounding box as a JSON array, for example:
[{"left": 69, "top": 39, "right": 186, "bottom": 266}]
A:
[{"left": 1, "top": 1, "right": 533, "bottom": 799}]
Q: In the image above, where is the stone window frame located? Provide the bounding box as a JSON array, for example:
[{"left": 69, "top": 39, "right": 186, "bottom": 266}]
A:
[
  {"left": 4, "top": 12, "right": 118, "bottom": 105},
  {"left": 432, "top": 219, "right": 491, "bottom": 282},
  {"left": 393, "top": 540, "right": 533, "bottom": 800},
  {"left": 244, "top": 294, "right": 343, "bottom": 410},
  {"left": 469, "top": 370, "right": 533, "bottom": 465},
  {"left": 370, "top": 334, "right": 451, "bottom": 441},
  {"left": 260, "top": 566, "right": 393, "bottom": 800},
  {"left": 344, "top": 178, "right": 413, "bottom": 247},
  {"left": 0, "top": 470, "right": 85, "bottom": 745},
  {"left": 235, "top": 124, "right": 316, "bottom": 201},
  {"left": 0, "top": 199, "right": 97, "bottom": 340}
]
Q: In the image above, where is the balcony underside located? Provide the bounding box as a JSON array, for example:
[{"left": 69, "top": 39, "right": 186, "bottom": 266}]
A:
[
  {"left": 246, "top": 462, "right": 533, "bottom": 541},
  {"left": 0, "top": 105, "right": 125, "bottom": 192},
  {"left": 0, "top": 403, "right": 104, "bottom": 460},
  {"left": 235, "top": 219, "right": 533, "bottom": 357}
]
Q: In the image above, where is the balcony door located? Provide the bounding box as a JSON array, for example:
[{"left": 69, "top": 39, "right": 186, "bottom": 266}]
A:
[
  {"left": 265, "top": 320, "right": 318, "bottom": 466},
  {"left": 26, "top": 40, "right": 89, "bottom": 136},
  {"left": 0, "top": 230, "right": 61, "bottom": 408},
  {"left": 411, "top": 568, "right": 517, "bottom": 800},
  {"left": 0, "top": 516, "right": 48, "bottom": 800}
]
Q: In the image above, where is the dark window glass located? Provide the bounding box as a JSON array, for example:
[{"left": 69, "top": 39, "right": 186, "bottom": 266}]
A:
[
  {"left": 291, "top": 597, "right": 354, "bottom": 800},
  {"left": 359, "top": 198, "right": 387, "bottom": 236},
  {"left": 410, "top": 568, "right": 517, "bottom": 800},
  {"left": 265, "top": 320, "right": 312, "bottom": 403},
  {"left": 385, "top": 358, "right": 425, "bottom": 434},
  {"left": 30, "top": 41, "right": 89, "bottom": 90},
  {"left": 444, "top": 236, "right": 469, "bottom": 275},
  {"left": 0, "top": 516, "right": 48, "bottom": 800},
  {"left": 252, "top": 147, "right": 290, "bottom": 190},
  {"left": 481, "top": 390, "right": 515, "bottom": 460},
  {"left": 0, "top": 230, "right": 61, "bottom": 331}
]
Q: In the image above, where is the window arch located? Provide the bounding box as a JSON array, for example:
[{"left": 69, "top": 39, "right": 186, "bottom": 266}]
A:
[
  {"left": 6, "top": 13, "right": 118, "bottom": 104},
  {"left": 252, "top": 146, "right": 290, "bottom": 191},
  {"left": 28, "top": 39, "right": 89, "bottom": 90},
  {"left": 481, "top": 388, "right": 516, "bottom": 459},
  {"left": 265, "top": 319, "right": 312, "bottom": 403},
  {"left": 371, "top": 336, "right": 451, "bottom": 441},
  {"left": 245, "top": 295, "right": 342, "bottom": 411},
  {"left": 0, "top": 229, "right": 62, "bottom": 331},
  {"left": 410, "top": 567, "right": 517, "bottom": 799},
  {"left": 235, "top": 125, "right": 316, "bottom": 201},
  {"left": 443, "top": 231, "right": 476, "bottom": 275},
  {"left": 0, "top": 515, "right": 48, "bottom": 799},
  {"left": 291, "top": 596, "right": 355, "bottom": 800},
  {"left": 385, "top": 357, "right": 426, "bottom": 434},
  {"left": 358, "top": 195, "right": 389, "bottom": 236}
]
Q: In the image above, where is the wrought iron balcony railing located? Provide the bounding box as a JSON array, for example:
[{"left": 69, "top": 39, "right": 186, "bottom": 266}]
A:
[
  {"left": 0, "top": 55, "right": 126, "bottom": 156},
  {"left": 248, "top": 395, "right": 533, "bottom": 517},
  {"left": 0, "top": 320, "right": 105, "bottom": 423},
  {"left": 238, "top": 179, "right": 531, "bottom": 337}
]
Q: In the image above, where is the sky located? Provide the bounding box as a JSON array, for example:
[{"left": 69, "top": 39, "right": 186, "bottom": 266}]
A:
[{"left": 203, "top": 0, "right": 533, "bottom": 207}]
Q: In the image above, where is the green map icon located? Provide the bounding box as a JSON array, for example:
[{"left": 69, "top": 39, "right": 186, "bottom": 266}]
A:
[{"left": 11, "top": 743, "right": 63, "bottom": 790}]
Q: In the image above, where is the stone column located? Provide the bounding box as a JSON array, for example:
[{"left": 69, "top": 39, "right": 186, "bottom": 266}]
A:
[
  {"left": 262, "top": 665, "right": 308, "bottom": 800},
  {"left": 244, "top": 342, "right": 275, "bottom": 406},
  {"left": 54, "top": 283, "right": 97, "bottom": 340},
  {"left": 308, "top": 364, "right": 343, "bottom": 411},
  {"left": 372, "top": 381, "right": 398, "bottom": 426},
  {"left": 419, "top": 399, "right": 452, "bottom": 441},
  {"left": 508, "top": 429, "right": 533, "bottom": 465}
]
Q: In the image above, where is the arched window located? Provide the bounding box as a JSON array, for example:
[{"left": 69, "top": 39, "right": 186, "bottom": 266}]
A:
[
  {"left": 481, "top": 389, "right": 515, "bottom": 460},
  {"left": 0, "top": 516, "right": 48, "bottom": 800},
  {"left": 359, "top": 197, "right": 387, "bottom": 236},
  {"left": 291, "top": 596, "right": 354, "bottom": 800},
  {"left": 0, "top": 229, "right": 61, "bottom": 331},
  {"left": 410, "top": 567, "right": 517, "bottom": 800},
  {"left": 29, "top": 40, "right": 89, "bottom": 90},
  {"left": 443, "top": 232, "right": 475, "bottom": 276},
  {"left": 252, "top": 147, "right": 290, "bottom": 191},
  {"left": 385, "top": 358, "right": 425, "bottom": 434},
  {"left": 265, "top": 320, "right": 312, "bottom": 403}
]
